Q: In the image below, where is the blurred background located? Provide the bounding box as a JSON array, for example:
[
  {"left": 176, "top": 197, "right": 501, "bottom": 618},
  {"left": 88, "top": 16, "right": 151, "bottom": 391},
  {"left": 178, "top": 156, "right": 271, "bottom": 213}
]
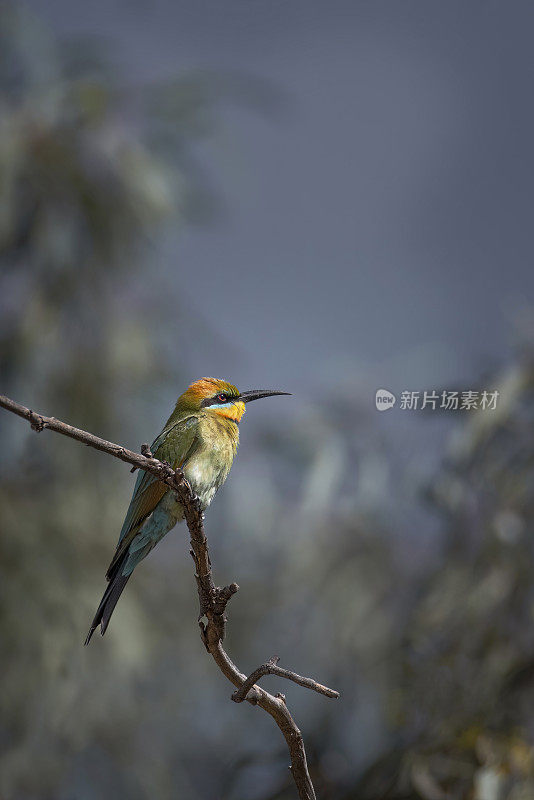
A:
[{"left": 1, "top": 2, "right": 534, "bottom": 798}]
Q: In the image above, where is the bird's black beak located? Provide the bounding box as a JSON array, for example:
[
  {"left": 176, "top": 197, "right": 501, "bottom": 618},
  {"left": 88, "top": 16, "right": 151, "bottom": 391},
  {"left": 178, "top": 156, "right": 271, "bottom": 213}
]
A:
[{"left": 239, "top": 389, "right": 291, "bottom": 404}]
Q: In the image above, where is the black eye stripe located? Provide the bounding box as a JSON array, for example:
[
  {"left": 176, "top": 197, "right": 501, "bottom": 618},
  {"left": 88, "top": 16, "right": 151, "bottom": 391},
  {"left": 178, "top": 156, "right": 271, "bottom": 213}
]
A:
[{"left": 201, "top": 393, "right": 239, "bottom": 408}]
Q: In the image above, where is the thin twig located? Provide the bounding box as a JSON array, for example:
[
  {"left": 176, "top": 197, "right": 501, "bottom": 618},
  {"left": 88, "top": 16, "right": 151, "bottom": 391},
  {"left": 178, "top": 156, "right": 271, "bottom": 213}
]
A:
[
  {"left": 0, "top": 394, "right": 340, "bottom": 800},
  {"left": 232, "top": 656, "right": 340, "bottom": 704}
]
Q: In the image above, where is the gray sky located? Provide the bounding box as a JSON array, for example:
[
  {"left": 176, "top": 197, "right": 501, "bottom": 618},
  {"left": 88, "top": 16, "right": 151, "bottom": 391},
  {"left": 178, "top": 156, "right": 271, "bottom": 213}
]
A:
[{"left": 26, "top": 0, "right": 534, "bottom": 396}]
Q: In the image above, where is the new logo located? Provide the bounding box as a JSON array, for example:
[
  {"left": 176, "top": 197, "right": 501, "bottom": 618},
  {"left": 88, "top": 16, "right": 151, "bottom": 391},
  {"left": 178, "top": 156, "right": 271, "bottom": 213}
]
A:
[{"left": 375, "top": 389, "right": 396, "bottom": 411}]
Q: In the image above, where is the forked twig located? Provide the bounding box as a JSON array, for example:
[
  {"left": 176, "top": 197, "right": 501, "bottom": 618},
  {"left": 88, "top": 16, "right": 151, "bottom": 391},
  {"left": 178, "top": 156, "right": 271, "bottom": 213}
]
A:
[{"left": 232, "top": 656, "right": 339, "bottom": 704}]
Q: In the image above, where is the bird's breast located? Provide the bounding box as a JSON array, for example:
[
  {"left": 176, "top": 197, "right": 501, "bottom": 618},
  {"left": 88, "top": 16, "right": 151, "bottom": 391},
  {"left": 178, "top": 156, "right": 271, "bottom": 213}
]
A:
[{"left": 182, "top": 414, "right": 239, "bottom": 510}]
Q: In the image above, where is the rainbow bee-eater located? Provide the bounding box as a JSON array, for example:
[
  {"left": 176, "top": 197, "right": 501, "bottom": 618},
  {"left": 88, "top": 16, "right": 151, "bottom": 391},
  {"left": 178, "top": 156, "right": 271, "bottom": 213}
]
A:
[{"left": 85, "top": 377, "right": 290, "bottom": 644}]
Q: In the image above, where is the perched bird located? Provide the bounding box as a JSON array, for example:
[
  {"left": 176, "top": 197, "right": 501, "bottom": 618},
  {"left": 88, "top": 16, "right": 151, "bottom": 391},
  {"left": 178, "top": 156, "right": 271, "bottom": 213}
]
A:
[{"left": 85, "top": 377, "right": 290, "bottom": 644}]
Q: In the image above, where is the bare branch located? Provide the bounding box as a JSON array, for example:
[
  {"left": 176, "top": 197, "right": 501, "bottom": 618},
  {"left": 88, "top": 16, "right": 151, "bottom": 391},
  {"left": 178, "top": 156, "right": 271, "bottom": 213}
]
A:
[
  {"left": 0, "top": 394, "right": 339, "bottom": 800},
  {"left": 232, "top": 656, "right": 340, "bottom": 704}
]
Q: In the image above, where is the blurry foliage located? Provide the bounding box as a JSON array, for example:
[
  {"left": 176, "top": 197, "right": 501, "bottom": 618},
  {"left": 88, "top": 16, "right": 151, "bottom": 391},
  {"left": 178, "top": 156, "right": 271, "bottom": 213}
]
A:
[
  {"left": 340, "top": 353, "right": 534, "bottom": 800},
  {"left": 1, "top": 7, "right": 534, "bottom": 800},
  {"left": 0, "top": 5, "right": 188, "bottom": 427}
]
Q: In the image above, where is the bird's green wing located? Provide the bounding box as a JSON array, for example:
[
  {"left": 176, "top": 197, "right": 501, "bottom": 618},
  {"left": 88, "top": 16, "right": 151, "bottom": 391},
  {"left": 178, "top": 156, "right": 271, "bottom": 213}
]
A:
[{"left": 105, "top": 416, "right": 198, "bottom": 579}]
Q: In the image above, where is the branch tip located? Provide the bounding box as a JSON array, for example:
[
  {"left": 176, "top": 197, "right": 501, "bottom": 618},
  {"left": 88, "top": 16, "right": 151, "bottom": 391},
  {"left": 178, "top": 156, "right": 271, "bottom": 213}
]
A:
[{"left": 231, "top": 658, "right": 339, "bottom": 705}]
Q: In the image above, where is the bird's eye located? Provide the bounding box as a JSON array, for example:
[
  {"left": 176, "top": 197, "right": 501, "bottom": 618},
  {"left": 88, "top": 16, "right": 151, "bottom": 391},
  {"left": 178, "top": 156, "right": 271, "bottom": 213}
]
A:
[{"left": 217, "top": 393, "right": 227, "bottom": 403}]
